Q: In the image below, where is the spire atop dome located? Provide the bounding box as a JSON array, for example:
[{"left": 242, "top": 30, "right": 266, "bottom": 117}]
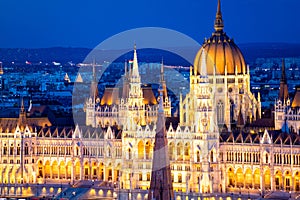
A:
[{"left": 214, "top": 0, "right": 224, "bottom": 32}]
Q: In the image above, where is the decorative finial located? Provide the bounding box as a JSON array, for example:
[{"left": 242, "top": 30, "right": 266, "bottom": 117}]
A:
[{"left": 214, "top": 0, "right": 224, "bottom": 32}]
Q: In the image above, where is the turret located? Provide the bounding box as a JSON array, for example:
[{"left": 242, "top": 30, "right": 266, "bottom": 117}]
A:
[{"left": 279, "top": 58, "right": 289, "bottom": 102}]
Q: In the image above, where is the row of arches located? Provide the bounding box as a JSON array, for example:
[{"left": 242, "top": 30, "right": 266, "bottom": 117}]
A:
[
  {"left": 37, "top": 160, "right": 120, "bottom": 182},
  {"left": 226, "top": 152, "right": 300, "bottom": 166},
  {"left": 274, "top": 153, "right": 300, "bottom": 165},
  {"left": 226, "top": 152, "right": 261, "bottom": 163},
  {"left": 227, "top": 167, "right": 300, "bottom": 191},
  {"left": 128, "top": 141, "right": 194, "bottom": 161}
]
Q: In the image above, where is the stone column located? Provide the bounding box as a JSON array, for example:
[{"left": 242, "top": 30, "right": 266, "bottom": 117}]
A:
[
  {"left": 50, "top": 165, "right": 53, "bottom": 179},
  {"left": 282, "top": 174, "right": 285, "bottom": 191},
  {"left": 103, "top": 163, "right": 107, "bottom": 181},
  {"left": 58, "top": 164, "right": 60, "bottom": 180},
  {"left": 71, "top": 161, "right": 74, "bottom": 184},
  {"left": 271, "top": 168, "right": 275, "bottom": 191},
  {"left": 112, "top": 167, "right": 115, "bottom": 182},
  {"left": 43, "top": 165, "right": 45, "bottom": 182},
  {"left": 260, "top": 169, "right": 265, "bottom": 192},
  {"left": 292, "top": 176, "right": 294, "bottom": 192},
  {"left": 80, "top": 161, "right": 83, "bottom": 180},
  {"left": 90, "top": 163, "right": 92, "bottom": 180}
]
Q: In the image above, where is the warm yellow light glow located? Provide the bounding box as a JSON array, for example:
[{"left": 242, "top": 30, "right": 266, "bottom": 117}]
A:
[
  {"left": 98, "top": 189, "right": 103, "bottom": 196},
  {"left": 89, "top": 189, "right": 95, "bottom": 196}
]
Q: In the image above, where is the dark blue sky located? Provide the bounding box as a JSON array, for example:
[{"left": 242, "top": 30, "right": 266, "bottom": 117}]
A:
[{"left": 0, "top": 0, "right": 299, "bottom": 48}]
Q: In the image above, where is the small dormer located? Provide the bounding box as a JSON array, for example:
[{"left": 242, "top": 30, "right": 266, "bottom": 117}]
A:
[
  {"left": 105, "top": 126, "right": 114, "bottom": 140},
  {"left": 73, "top": 124, "right": 82, "bottom": 139},
  {"left": 261, "top": 129, "right": 271, "bottom": 144},
  {"left": 14, "top": 125, "right": 21, "bottom": 138}
]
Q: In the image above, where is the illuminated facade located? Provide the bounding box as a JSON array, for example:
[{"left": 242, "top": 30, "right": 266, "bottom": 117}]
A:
[
  {"left": 85, "top": 45, "right": 171, "bottom": 128},
  {"left": 1, "top": 0, "right": 300, "bottom": 198},
  {"left": 274, "top": 59, "right": 300, "bottom": 133}
]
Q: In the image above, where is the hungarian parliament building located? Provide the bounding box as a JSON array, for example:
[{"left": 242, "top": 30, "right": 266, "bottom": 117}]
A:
[{"left": 1, "top": 0, "right": 300, "bottom": 198}]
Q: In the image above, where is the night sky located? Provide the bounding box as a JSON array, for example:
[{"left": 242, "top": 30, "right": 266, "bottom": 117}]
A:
[{"left": 0, "top": 0, "right": 299, "bottom": 48}]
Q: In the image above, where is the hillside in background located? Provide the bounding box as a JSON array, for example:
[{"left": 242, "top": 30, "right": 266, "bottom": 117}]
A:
[{"left": 1, "top": 43, "right": 300, "bottom": 66}]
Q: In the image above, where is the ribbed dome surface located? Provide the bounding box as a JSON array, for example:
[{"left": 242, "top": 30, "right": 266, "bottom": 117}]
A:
[{"left": 194, "top": 32, "right": 246, "bottom": 76}]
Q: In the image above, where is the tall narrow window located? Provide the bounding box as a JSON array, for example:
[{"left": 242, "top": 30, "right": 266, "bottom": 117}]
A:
[
  {"left": 230, "top": 99, "right": 235, "bottom": 123},
  {"left": 217, "top": 101, "right": 224, "bottom": 124}
]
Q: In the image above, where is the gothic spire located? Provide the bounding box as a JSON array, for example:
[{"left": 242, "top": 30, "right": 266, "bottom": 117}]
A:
[
  {"left": 132, "top": 44, "right": 140, "bottom": 78},
  {"left": 21, "top": 98, "right": 25, "bottom": 114},
  {"left": 149, "top": 87, "right": 174, "bottom": 200},
  {"left": 19, "top": 97, "right": 27, "bottom": 126},
  {"left": 92, "top": 58, "right": 96, "bottom": 82},
  {"left": 158, "top": 86, "right": 164, "bottom": 113},
  {"left": 90, "top": 59, "right": 99, "bottom": 101},
  {"left": 214, "top": 0, "right": 224, "bottom": 32},
  {"left": 281, "top": 58, "right": 287, "bottom": 83},
  {"left": 279, "top": 58, "right": 289, "bottom": 102},
  {"left": 160, "top": 59, "right": 168, "bottom": 98}
]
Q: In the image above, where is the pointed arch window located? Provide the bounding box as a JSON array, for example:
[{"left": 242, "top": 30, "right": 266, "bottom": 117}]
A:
[
  {"left": 230, "top": 99, "right": 235, "bottom": 123},
  {"left": 217, "top": 100, "right": 224, "bottom": 124}
]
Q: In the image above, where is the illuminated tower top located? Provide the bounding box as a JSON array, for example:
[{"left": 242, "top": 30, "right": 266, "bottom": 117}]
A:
[
  {"left": 279, "top": 58, "right": 289, "bottom": 102},
  {"left": 214, "top": 0, "right": 224, "bottom": 32}
]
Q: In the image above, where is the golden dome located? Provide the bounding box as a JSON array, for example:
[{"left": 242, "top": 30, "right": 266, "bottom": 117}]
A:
[{"left": 194, "top": 0, "right": 247, "bottom": 76}]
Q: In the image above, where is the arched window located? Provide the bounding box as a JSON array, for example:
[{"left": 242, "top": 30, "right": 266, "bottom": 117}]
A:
[
  {"left": 128, "top": 148, "right": 132, "bottom": 160},
  {"left": 9, "top": 144, "right": 14, "bottom": 155},
  {"left": 3, "top": 144, "right": 7, "bottom": 155},
  {"left": 17, "top": 144, "right": 20, "bottom": 155},
  {"left": 217, "top": 101, "right": 224, "bottom": 124},
  {"left": 210, "top": 151, "right": 214, "bottom": 162},
  {"left": 197, "top": 151, "right": 200, "bottom": 162},
  {"left": 107, "top": 147, "right": 111, "bottom": 157},
  {"left": 178, "top": 173, "right": 182, "bottom": 183},
  {"left": 266, "top": 154, "right": 269, "bottom": 164},
  {"left": 230, "top": 99, "right": 235, "bottom": 123},
  {"left": 24, "top": 143, "right": 29, "bottom": 155}
]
